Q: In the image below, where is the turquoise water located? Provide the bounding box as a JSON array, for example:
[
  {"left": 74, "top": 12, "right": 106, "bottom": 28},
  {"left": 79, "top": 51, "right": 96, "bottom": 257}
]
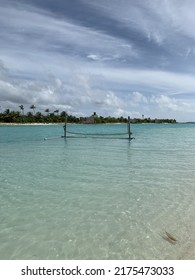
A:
[{"left": 0, "top": 123, "right": 195, "bottom": 260}]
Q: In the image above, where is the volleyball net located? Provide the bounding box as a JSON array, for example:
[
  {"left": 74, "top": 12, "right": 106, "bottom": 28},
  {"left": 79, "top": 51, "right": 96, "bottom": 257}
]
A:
[
  {"left": 64, "top": 117, "right": 133, "bottom": 140},
  {"left": 66, "top": 129, "right": 132, "bottom": 139}
]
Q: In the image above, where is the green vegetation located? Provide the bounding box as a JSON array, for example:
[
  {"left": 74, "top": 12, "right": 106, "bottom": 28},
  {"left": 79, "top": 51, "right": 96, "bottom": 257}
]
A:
[{"left": 0, "top": 106, "right": 177, "bottom": 124}]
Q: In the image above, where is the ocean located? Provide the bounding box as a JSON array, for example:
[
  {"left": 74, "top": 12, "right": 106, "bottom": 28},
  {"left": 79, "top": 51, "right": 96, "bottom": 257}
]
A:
[{"left": 0, "top": 123, "right": 195, "bottom": 260}]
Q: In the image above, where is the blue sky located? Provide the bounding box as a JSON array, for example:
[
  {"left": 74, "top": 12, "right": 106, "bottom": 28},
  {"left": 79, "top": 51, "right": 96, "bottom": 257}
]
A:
[{"left": 1, "top": 0, "right": 195, "bottom": 121}]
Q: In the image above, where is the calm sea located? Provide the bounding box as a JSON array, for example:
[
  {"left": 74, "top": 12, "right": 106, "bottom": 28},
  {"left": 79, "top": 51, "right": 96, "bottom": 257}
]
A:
[{"left": 0, "top": 123, "right": 195, "bottom": 260}]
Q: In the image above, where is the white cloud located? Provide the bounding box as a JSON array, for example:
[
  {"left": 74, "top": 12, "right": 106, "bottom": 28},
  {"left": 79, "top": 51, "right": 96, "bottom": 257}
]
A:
[
  {"left": 87, "top": 54, "right": 101, "bottom": 61},
  {"left": 149, "top": 94, "right": 195, "bottom": 117},
  {"left": 131, "top": 91, "right": 148, "bottom": 104},
  {"left": 87, "top": 54, "right": 122, "bottom": 62},
  {"left": 150, "top": 94, "right": 179, "bottom": 111}
]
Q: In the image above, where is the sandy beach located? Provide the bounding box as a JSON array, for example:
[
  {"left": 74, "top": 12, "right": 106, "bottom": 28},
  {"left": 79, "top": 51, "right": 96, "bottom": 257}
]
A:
[{"left": 0, "top": 123, "right": 64, "bottom": 126}]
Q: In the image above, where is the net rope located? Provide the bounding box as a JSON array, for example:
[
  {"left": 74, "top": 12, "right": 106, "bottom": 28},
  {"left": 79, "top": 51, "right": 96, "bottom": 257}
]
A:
[{"left": 66, "top": 130, "right": 130, "bottom": 136}]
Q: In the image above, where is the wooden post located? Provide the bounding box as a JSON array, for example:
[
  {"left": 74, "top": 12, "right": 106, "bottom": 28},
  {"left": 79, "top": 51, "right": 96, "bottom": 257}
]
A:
[
  {"left": 128, "top": 116, "right": 131, "bottom": 140},
  {"left": 64, "top": 113, "right": 67, "bottom": 138}
]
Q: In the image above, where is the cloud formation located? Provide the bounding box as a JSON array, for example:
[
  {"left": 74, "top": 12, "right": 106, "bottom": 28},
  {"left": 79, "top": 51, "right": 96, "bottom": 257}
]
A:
[{"left": 1, "top": 0, "right": 195, "bottom": 121}]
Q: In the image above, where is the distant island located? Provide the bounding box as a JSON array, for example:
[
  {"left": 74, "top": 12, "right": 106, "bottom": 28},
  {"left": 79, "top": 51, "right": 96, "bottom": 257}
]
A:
[{"left": 0, "top": 107, "right": 177, "bottom": 124}]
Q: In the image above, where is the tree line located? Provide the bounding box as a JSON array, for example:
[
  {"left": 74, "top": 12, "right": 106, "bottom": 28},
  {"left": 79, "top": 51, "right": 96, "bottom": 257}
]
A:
[
  {"left": 0, "top": 105, "right": 71, "bottom": 123},
  {"left": 0, "top": 105, "right": 177, "bottom": 124}
]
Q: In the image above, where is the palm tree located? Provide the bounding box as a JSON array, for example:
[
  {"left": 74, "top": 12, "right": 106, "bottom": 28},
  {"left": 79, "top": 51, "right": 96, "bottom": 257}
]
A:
[
  {"left": 54, "top": 109, "right": 59, "bottom": 115},
  {"left": 45, "top": 108, "right": 50, "bottom": 115},
  {"left": 4, "top": 108, "right": 10, "bottom": 115},
  {"left": 30, "top": 104, "right": 36, "bottom": 115},
  {"left": 19, "top": 104, "right": 24, "bottom": 115}
]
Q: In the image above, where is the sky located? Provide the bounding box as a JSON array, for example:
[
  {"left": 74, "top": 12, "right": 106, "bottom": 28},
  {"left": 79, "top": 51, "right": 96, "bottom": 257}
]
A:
[{"left": 1, "top": 0, "right": 195, "bottom": 121}]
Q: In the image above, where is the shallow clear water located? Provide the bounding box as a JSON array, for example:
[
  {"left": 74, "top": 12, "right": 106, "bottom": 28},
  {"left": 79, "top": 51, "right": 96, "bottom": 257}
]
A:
[{"left": 0, "top": 123, "right": 195, "bottom": 259}]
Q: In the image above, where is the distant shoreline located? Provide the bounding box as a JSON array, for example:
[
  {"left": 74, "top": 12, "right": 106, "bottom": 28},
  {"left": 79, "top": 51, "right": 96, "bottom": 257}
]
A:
[
  {"left": 0, "top": 123, "right": 64, "bottom": 126},
  {"left": 0, "top": 122, "right": 192, "bottom": 126}
]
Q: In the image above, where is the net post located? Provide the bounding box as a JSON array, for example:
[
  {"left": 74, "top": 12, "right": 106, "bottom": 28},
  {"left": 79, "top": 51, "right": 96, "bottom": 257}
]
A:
[
  {"left": 64, "top": 113, "right": 67, "bottom": 138},
  {"left": 128, "top": 116, "right": 131, "bottom": 140}
]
